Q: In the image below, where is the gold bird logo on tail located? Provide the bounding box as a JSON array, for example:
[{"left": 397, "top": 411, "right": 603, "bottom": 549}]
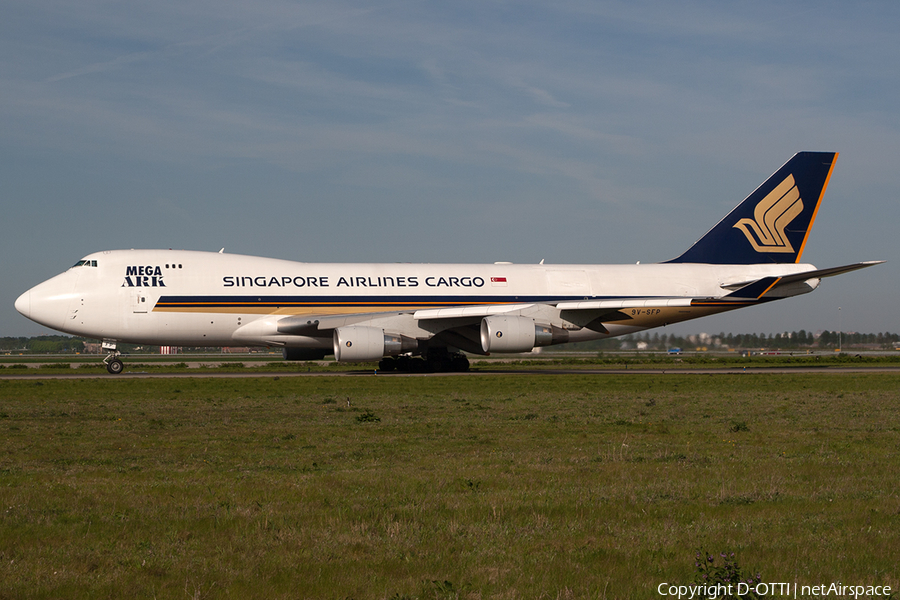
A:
[{"left": 733, "top": 175, "right": 803, "bottom": 253}]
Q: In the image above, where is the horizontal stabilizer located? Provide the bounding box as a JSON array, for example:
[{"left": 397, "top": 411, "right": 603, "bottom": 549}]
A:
[
  {"left": 724, "top": 261, "right": 884, "bottom": 300},
  {"left": 722, "top": 276, "right": 783, "bottom": 300},
  {"left": 773, "top": 260, "right": 885, "bottom": 283}
]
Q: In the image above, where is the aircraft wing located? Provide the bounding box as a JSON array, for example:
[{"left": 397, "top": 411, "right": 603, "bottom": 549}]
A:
[
  {"left": 553, "top": 298, "right": 694, "bottom": 310},
  {"left": 259, "top": 296, "right": 698, "bottom": 347},
  {"left": 413, "top": 303, "right": 537, "bottom": 319},
  {"left": 283, "top": 298, "right": 692, "bottom": 330}
]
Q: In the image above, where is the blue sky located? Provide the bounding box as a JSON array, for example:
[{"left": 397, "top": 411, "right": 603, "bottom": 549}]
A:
[{"left": 3, "top": 1, "right": 898, "bottom": 338}]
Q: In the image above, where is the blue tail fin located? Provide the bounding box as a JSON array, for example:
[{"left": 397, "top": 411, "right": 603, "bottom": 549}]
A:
[{"left": 667, "top": 152, "right": 838, "bottom": 264}]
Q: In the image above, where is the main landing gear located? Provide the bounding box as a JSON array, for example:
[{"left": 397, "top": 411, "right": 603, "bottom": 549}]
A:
[
  {"left": 102, "top": 341, "right": 125, "bottom": 375},
  {"left": 378, "top": 349, "right": 470, "bottom": 373}
]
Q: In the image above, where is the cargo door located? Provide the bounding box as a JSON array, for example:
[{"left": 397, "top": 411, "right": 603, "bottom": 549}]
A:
[
  {"left": 133, "top": 290, "right": 149, "bottom": 313},
  {"left": 546, "top": 269, "right": 592, "bottom": 299}
]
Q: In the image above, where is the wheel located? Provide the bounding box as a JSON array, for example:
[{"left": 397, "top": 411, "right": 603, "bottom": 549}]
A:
[
  {"left": 106, "top": 358, "right": 124, "bottom": 375},
  {"left": 378, "top": 357, "right": 397, "bottom": 372},
  {"left": 450, "top": 355, "right": 470, "bottom": 372}
]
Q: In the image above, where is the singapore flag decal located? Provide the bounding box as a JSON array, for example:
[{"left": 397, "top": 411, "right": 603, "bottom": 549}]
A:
[{"left": 491, "top": 276, "right": 508, "bottom": 287}]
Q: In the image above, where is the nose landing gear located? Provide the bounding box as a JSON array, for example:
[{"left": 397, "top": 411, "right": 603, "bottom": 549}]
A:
[
  {"left": 102, "top": 341, "right": 124, "bottom": 375},
  {"left": 105, "top": 356, "right": 124, "bottom": 374}
]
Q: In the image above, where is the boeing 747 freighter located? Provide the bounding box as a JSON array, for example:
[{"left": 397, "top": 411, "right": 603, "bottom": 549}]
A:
[{"left": 15, "top": 152, "right": 881, "bottom": 373}]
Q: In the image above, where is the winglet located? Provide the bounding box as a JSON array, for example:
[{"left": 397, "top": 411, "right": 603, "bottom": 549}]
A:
[{"left": 667, "top": 152, "right": 838, "bottom": 265}]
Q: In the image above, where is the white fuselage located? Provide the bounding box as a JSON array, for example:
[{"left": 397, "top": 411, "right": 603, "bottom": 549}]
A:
[{"left": 16, "top": 249, "right": 818, "bottom": 350}]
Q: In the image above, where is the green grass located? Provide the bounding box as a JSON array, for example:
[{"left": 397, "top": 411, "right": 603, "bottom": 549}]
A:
[
  {"left": 0, "top": 373, "right": 898, "bottom": 599},
  {"left": 4, "top": 350, "right": 900, "bottom": 374}
]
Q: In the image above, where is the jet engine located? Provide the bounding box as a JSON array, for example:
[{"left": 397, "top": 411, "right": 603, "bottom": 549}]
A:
[
  {"left": 480, "top": 315, "right": 554, "bottom": 353},
  {"left": 333, "top": 326, "right": 418, "bottom": 362}
]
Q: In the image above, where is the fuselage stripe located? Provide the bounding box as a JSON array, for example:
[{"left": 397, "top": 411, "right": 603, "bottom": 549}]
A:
[
  {"left": 152, "top": 294, "right": 694, "bottom": 311},
  {"left": 157, "top": 294, "right": 592, "bottom": 307}
]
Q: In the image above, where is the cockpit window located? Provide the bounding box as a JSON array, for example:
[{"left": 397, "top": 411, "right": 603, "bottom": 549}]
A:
[{"left": 71, "top": 259, "right": 98, "bottom": 268}]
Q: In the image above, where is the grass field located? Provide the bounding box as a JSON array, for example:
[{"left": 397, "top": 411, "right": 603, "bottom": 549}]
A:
[
  {"left": 3, "top": 350, "right": 900, "bottom": 372},
  {"left": 0, "top": 373, "right": 898, "bottom": 599}
]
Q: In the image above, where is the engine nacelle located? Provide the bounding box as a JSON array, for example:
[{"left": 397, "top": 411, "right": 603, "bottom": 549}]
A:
[
  {"left": 480, "top": 316, "right": 554, "bottom": 353},
  {"left": 333, "top": 326, "right": 418, "bottom": 362}
]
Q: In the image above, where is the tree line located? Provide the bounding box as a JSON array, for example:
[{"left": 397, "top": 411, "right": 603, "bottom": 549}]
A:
[
  {"left": 1, "top": 336, "right": 86, "bottom": 354},
  {"left": 3, "top": 331, "right": 899, "bottom": 354},
  {"left": 604, "top": 330, "right": 900, "bottom": 351}
]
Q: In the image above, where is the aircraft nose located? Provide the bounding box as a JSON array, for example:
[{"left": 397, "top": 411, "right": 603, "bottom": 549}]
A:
[
  {"left": 15, "top": 275, "right": 78, "bottom": 330},
  {"left": 15, "top": 290, "right": 31, "bottom": 318}
]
